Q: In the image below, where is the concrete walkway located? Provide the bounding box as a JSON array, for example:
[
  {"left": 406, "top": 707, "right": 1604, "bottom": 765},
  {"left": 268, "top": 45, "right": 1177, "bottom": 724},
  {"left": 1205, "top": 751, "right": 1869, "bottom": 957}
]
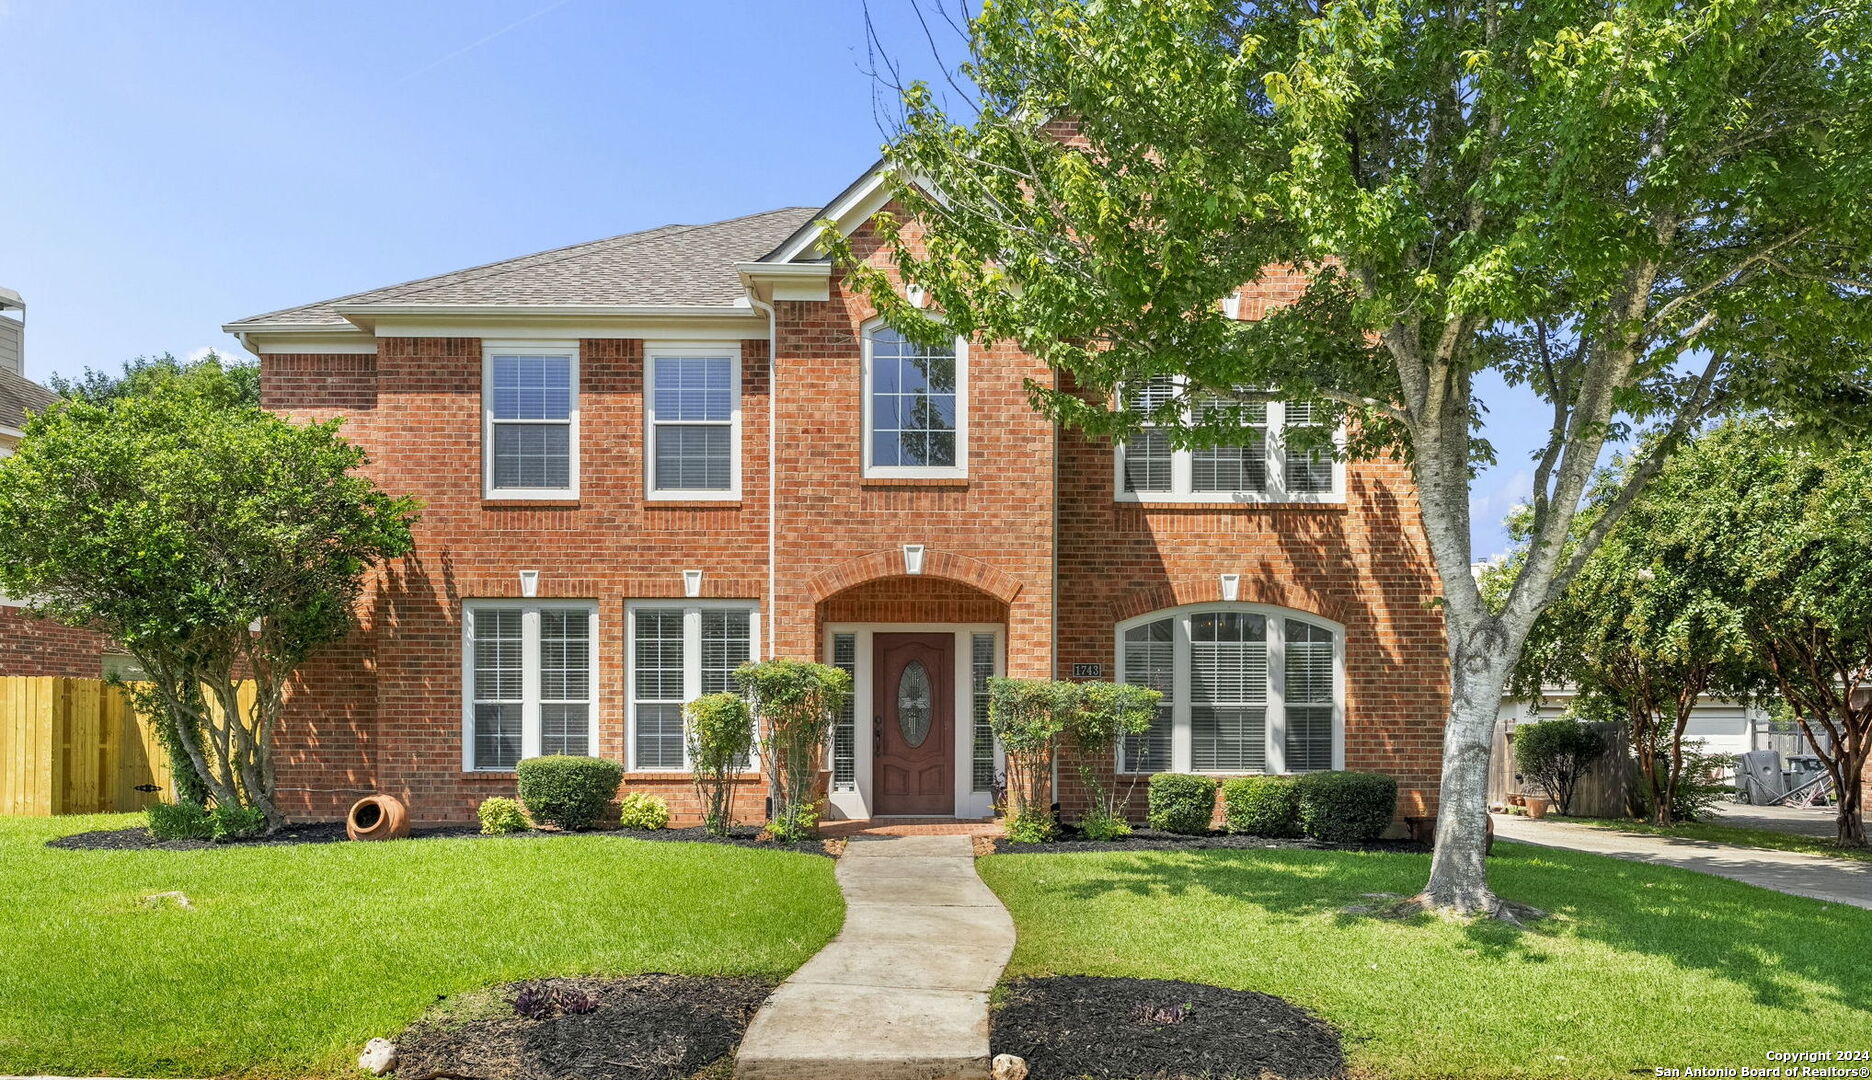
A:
[
  {"left": 735, "top": 834, "right": 1016, "bottom": 1080},
  {"left": 1492, "top": 813, "right": 1872, "bottom": 909}
]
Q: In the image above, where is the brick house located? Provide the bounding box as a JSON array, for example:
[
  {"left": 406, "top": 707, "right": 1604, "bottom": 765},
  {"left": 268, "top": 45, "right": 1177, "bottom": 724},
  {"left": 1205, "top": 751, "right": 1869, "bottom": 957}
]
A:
[
  {"left": 0, "top": 287, "right": 115, "bottom": 679},
  {"left": 225, "top": 164, "right": 1449, "bottom": 827}
]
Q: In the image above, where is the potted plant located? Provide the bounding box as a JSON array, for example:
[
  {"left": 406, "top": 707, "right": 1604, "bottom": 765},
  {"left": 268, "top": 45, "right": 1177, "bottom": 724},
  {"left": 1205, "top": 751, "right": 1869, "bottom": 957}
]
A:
[{"left": 1523, "top": 794, "right": 1552, "bottom": 819}]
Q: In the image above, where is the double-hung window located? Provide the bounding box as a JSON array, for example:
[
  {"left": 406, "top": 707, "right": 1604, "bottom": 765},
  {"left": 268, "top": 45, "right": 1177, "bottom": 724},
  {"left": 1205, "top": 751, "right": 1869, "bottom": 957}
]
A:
[
  {"left": 484, "top": 345, "right": 578, "bottom": 499},
  {"left": 627, "top": 601, "right": 759, "bottom": 770},
  {"left": 1115, "top": 376, "right": 1341, "bottom": 502},
  {"left": 863, "top": 322, "right": 967, "bottom": 478},
  {"left": 1116, "top": 605, "right": 1342, "bottom": 775},
  {"left": 464, "top": 601, "right": 598, "bottom": 770},
  {"left": 647, "top": 347, "right": 740, "bottom": 499}
]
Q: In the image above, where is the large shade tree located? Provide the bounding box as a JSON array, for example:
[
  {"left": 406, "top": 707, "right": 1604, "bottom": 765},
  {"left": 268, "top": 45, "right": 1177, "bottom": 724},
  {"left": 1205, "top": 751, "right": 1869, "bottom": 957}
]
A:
[
  {"left": 0, "top": 371, "right": 416, "bottom": 829},
  {"left": 839, "top": 0, "right": 1872, "bottom": 913}
]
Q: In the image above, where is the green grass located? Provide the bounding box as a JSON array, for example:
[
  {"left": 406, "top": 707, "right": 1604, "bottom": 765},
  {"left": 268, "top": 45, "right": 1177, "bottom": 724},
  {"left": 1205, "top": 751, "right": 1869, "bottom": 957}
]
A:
[
  {"left": 979, "top": 842, "right": 1872, "bottom": 1080},
  {"left": 1551, "top": 813, "right": 1872, "bottom": 863},
  {"left": 0, "top": 813, "right": 843, "bottom": 1078}
]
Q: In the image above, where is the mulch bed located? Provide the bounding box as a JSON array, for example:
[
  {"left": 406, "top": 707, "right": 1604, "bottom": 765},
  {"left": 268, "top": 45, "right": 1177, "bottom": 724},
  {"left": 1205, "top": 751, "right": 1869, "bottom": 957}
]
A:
[
  {"left": 990, "top": 826, "right": 1427, "bottom": 856},
  {"left": 47, "top": 821, "right": 477, "bottom": 851},
  {"left": 993, "top": 975, "right": 1345, "bottom": 1080},
  {"left": 395, "top": 974, "right": 772, "bottom": 1080},
  {"left": 48, "top": 821, "right": 836, "bottom": 855}
]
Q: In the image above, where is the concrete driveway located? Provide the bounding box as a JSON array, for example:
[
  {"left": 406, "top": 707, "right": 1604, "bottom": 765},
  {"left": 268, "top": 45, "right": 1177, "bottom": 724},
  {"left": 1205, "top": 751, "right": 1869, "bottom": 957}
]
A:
[{"left": 1492, "top": 813, "right": 1872, "bottom": 910}]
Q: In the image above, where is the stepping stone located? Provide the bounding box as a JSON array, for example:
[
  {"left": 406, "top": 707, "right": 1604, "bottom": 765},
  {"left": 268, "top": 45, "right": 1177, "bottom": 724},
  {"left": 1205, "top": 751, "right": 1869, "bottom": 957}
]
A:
[{"left": 735, "top": 834, "right": 1015, "bottom": 1080}]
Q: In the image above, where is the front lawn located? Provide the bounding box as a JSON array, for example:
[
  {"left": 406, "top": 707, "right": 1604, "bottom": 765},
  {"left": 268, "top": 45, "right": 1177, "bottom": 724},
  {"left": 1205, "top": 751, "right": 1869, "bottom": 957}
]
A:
[
  {"left": 0, "top": 813, "right": 843, "bottom": 1078},
  {"left": 979, "top": 842, "right": 1872, "bottom": 1080},
  {"left": 1552, "top": 813, "right": 1872, "bottom": 863}
]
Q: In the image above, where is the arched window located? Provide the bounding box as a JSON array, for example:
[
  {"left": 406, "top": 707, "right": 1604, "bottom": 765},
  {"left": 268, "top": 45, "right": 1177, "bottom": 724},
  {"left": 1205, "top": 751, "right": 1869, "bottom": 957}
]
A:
[
  {"left": 1115, "top": 604, "right": 1343, "bottom": 775},
  {"left": 863, "top": 321, "right": 967, "bottom": 478}
]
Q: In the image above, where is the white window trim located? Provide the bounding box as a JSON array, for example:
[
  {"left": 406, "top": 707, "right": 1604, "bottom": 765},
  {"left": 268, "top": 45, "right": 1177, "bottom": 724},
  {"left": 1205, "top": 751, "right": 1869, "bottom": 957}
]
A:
[
  {"left": 461, "top": 600, "right": 601, "bottom": 772},
  {"left": 625, "top": 599, "right": 762, "bottom": 772},
  {"left": 1113, "top": 387, "right": 1345, "bottom": 504},
  {"left": 644, "top": 343, "right": 743, "bottom": 501},
  {"left": 482, "top": 341, "right": 580, "bottom": 500},
  {"left": 1114, "top": 602, "right": 1345, "bottom": 776},
  {"left": 861, "top": 318, "right": 969, "bottom": 479}
]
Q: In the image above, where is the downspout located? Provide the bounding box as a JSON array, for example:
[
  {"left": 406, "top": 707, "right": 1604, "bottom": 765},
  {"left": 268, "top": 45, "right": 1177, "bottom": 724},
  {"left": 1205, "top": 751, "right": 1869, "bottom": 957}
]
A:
[{"left": 749, "top": 295, "right": 778, "bottom": 659}]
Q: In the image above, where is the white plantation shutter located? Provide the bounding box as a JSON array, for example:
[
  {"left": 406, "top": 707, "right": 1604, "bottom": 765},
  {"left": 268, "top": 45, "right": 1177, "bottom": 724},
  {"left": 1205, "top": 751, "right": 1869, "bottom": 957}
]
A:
[
  {"left": 1284, "top": 619, "right": 1335, "bottom": 771},
  {"left": 471, "top": 609, "right": 525, "bottom": 769},
  {"left": 1189, "top": 612, "right": 1267, "bottom": 771},
  {"left": 539, "top": 609, "right": 592, "bottom": 756},
  {"left": 1191, "top": 397, "right": 1267, "bottom": 494},
  {"left": 633, "top": 609, "right": 687, "bottom": 769},
  {"left": 465, "top": 603, "right": 597, "bottom": 770},
  {"left": 1120, "top": 619, "right": 1175, "bottom": 773}
]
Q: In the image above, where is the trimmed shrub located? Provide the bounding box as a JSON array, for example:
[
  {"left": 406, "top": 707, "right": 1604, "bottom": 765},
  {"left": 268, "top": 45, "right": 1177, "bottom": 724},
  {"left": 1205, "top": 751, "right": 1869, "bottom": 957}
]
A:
[
  {"left": 686, "top": 692, "right": 754, "bottom": 836},
  {"left": 148, "top": 802, "right": 214, "bottom": 841},
  {"left": 1147, "top": 773, "right": 1219, "bottom": 834},
  {"left": 1222, "top": 776, "right": 1301, "bottom": 837},
  {"left": 1513, "top": 717, "right": 1607, "bottom": 815},
  {"left": 618, "top": 792, "right": 671, "bottom": 831},
  {"left": 1295, "top": 771, "right": 1397, "bottom": 843},
  {"left": 516, "top": 755, "right": 622, "bottom": 832},
  {"left": 987, "top": 678, "right": 1074, "bottom": 837},
  {"left": 478, "top": 796, "right": 529, "bottom": 835},
  {"left": 736, "top": 659, "right": 851, "bottom": 842}
]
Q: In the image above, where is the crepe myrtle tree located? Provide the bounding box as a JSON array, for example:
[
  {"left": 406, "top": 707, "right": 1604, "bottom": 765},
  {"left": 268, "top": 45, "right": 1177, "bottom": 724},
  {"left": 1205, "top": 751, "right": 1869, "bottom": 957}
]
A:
[
  {"left": 1493, "top": 468, "right": 1755, "bottom": 825},
  {"left": 0, "top": 373, "right": 417, "bottom": 831},
  {"left": 1635, "top": 419, "right": 1872, "bottom": 846},
  {"left": 832, "top": 0, "right": 1872, "bottom": 914}
]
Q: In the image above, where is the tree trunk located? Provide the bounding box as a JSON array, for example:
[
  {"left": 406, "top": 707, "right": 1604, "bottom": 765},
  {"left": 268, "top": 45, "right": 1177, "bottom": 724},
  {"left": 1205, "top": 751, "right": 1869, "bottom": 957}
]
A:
[
  {"left": 1421, "top": 631, "right": 1516, "bottom": 914},
  {"left": 1836, "top": 744, "right": 1867, "bottom": 848}
]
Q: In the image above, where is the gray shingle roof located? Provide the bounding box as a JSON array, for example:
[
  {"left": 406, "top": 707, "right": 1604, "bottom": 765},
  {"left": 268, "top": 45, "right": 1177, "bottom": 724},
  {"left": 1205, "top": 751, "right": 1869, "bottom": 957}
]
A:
[
  {"left": 0, "top": 368, "right": 57, "bottom": 432},
  {"left": 227, "top": 206, "right": 822, "bottom": 330}
]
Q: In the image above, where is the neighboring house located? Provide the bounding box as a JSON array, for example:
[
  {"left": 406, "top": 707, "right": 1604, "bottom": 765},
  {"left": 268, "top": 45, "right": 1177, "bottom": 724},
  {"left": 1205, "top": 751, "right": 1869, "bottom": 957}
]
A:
[
  {"left": 1497, "top": 690, "right": 1780, "bottom": 759},
  {"left": 224, "top": 163, "right": 1450, "bottom": 826},
  {"left": 0, "top": 287, "right": 112, "bottom": 678}
]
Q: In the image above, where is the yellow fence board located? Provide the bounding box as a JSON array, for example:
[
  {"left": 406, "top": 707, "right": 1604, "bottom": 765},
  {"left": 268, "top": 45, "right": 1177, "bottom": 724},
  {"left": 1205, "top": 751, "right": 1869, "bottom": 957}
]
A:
[{"left": 0, "top": 677, "right": 255, "bottom": 816}]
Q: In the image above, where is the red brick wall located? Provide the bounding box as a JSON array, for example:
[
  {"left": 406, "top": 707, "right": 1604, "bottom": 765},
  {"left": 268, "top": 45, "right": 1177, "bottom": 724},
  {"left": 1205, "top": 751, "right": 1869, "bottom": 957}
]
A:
[
  {"left": 0, "top": 606, "right": 108, "bottom": 677},
  {"left": 1052, "top": 269, "right": 1449, "bottom": 822},
  {"left": 258, "top": 224, "right": 1447, "bottom": 827}
]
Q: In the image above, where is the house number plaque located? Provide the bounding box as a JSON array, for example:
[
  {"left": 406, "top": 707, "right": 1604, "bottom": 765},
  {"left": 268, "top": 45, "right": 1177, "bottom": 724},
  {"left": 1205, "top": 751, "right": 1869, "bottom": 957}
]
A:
[{"left": 1070, "top": 663, "right": 1104, "bottom": 678}]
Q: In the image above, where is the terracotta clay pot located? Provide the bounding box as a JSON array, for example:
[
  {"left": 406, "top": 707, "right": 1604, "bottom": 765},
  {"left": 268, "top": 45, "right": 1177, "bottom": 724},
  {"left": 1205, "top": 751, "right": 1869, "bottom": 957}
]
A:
[
  {"left": 347, "top": 794, "right": 410, "bottom": 841},
  {"left": 1523, "top": 795, "right": 1551, "bottom": 820}
]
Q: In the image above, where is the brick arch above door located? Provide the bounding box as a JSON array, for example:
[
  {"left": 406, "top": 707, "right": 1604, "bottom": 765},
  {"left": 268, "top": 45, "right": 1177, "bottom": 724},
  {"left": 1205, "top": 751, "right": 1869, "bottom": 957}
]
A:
[{"left": 805, "top": 548, "right": 1025, "bottom": 607}]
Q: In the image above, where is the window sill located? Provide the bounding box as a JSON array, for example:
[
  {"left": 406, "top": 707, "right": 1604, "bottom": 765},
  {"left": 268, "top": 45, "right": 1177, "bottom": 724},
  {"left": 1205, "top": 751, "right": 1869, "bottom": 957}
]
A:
[
  {"left": 644, "top": 500, "right": 743, "bottom": 510},
  {"left": 861, "top": 477, "right": 971, "bottom": 489},
  {"left": 624, "top": 770, "right": 762, "bottom": 781},
  {"left": 483, "top": 499, "right": 580, "bottom": 510},
  {"left": 1116, "top": 498, "right": 1348, "bottom": 512}
]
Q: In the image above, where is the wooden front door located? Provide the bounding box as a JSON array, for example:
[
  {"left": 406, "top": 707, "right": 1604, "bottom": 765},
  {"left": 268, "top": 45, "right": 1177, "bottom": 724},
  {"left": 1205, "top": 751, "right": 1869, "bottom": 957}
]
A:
[{"left": 873, "top": 632, "right": 955, "bottom": 815}]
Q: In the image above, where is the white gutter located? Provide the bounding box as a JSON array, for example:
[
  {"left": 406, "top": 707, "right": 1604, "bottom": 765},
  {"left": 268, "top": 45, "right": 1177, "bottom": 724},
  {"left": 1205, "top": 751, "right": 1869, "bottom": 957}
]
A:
[{"left": 747, "top": 294, "right": 779, "bottom": 658}]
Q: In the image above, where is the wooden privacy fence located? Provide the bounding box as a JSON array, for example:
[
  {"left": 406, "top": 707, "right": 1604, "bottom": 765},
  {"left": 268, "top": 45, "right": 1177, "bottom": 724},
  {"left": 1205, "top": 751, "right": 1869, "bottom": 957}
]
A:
[
  {"left": 1, "top": 677, "right": 256, "bottom": 816},
  {"left": 1490, "top": 718, "right": 1643, "bottom": 818}
]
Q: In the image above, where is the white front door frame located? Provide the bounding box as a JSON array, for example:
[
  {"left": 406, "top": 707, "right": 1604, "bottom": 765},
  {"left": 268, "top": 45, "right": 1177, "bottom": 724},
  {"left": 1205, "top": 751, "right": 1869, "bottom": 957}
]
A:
[{"left": 821, "top": 622, "right": 1004, "bottom": 820}]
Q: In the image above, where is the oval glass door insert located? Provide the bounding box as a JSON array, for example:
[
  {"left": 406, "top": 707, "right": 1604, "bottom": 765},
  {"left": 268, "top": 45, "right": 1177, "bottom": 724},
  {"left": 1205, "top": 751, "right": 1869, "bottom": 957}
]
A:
[{"left": 897, "top": 660, "right": 933, "bottom": 748}]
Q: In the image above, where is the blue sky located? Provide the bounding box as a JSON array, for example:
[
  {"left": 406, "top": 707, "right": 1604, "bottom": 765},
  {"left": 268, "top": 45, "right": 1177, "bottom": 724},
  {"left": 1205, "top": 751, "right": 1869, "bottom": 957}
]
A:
[{"left": 0, "top": 0, "right": 1542, "bottom": 558}]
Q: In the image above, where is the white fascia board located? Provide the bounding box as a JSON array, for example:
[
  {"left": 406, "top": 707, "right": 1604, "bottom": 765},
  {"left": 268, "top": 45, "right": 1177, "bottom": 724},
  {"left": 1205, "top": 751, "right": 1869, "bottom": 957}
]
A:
[
  {"left": 368, "top": 311, "right": 770, "bottom": 342},
  {"left": 765, "top": 161, "right": 936, "bottom": 265},
  {"left": 737, "top": 262, "right": 831, "bottom": 303}
]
